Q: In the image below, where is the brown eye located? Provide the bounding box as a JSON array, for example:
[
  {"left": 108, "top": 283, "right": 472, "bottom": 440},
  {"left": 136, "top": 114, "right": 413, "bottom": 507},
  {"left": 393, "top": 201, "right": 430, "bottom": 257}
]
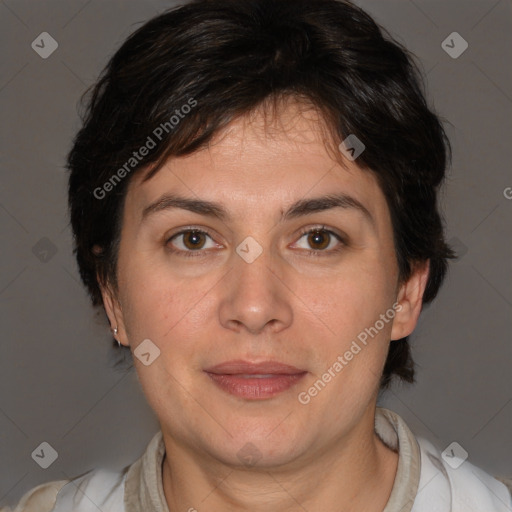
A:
[
  {"left": 293, "top": 227, "right": 345, "bottom": 255},
  {"left": 167, "top": 229, "right": 217, "bottom": 256},
  {"left": 182, "top": 230, "right": 207, "bottom": 250},
  {"left": 307, "top": 230, "right": 331, "bottom": 250}
]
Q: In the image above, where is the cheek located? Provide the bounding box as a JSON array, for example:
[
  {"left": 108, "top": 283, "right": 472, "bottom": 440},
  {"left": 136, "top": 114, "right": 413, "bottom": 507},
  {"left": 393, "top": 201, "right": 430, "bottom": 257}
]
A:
[
  {"left": 118, "top": 260, "right": 180, "bottom": 341},
  {"left": 297, "top": 260, "right": 397, "bottom": 407},
  {"left": 118, "top": 257, "right": 218, "bottom": 350},
  {"left": 296, "top": 268, "right": 396, "bottom": 420},
  {"left": 305, "top": 259, "right": 396, "bottom": 342}
]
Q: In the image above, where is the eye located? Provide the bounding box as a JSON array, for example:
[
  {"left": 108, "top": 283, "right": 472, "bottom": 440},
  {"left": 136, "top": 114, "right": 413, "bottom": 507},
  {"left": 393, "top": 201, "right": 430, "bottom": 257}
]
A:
[
  {"left": 293, "top": 226, "right": 345, "bottom": 255},
  {"left": 166, "top": 226, "right": 345, "bottom": 258},
  {"left": 166, "top": 229, "right": 217, "bottom": 257}
]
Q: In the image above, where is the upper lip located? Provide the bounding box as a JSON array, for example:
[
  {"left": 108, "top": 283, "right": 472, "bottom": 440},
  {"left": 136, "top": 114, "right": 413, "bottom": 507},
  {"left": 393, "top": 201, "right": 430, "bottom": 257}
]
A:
[{"left": 204, "top": 360, "right": 306, "bottom": 375}]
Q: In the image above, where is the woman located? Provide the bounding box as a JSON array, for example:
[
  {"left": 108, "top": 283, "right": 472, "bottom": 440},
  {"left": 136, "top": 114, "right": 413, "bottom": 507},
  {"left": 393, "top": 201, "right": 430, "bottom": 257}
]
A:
[{"left": 5, "top": 0, "right": 511, "bottom": 510}]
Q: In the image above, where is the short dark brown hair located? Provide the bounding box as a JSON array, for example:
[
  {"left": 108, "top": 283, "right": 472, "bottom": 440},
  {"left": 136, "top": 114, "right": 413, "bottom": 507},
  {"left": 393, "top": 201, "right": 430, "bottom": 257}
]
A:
[{"left": 67, "top": 0, "right": 455, "bottom": 389}]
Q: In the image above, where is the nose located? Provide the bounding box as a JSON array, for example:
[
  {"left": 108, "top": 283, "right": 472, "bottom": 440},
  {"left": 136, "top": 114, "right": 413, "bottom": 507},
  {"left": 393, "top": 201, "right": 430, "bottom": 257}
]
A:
[{"left": 218, "top": 243, "right": 293, "bottom": 335}]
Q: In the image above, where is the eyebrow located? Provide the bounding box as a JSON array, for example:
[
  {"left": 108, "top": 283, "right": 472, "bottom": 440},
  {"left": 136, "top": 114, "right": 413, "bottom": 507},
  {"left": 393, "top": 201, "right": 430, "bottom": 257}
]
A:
[{"left": 141, "top": 192, "right": 374, "bottom": 226}]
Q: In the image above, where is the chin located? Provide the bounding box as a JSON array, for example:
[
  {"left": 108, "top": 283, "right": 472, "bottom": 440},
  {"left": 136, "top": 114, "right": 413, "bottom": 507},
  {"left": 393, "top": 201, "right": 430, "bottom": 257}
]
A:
[
  {"left": 200, "top": 418, "right": 310, "bottom": 469},
  {"left": 215, "top": 440, "right": 305, "bottom": 470}
]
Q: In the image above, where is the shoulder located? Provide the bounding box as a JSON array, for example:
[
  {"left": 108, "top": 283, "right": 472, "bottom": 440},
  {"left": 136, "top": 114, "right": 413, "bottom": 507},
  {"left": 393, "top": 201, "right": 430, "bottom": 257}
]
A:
[
  {"left": 2, "top": 468, "right": 128, "bottom": 512},
  {"left": 0, "top": 479, "right": 69, "bottom": 512},
  {"left": 413, "top": 436, "right": 512, "bottom": 512},
  {"left": 52, "top": 467, "right": 127, "bottom": 511}
]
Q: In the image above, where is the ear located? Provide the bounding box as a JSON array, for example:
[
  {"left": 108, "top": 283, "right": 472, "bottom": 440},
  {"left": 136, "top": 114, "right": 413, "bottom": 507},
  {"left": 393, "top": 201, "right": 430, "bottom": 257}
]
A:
[
  {"left": 98, "top": 275, "right": 129, "bottom": 347},
  {"left": 390, "top": 260, "right": 430, "bottom": 341}
]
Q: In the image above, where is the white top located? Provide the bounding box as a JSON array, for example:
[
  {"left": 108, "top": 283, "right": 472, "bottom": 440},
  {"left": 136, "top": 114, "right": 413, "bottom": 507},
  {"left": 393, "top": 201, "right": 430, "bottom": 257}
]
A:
[{"left": 3, "top": 407, "right": 511, "bottom": 512}]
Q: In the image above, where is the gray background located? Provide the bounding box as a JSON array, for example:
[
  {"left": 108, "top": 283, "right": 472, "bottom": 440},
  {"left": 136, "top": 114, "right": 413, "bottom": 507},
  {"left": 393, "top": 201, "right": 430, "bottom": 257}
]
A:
[{"left": 1, "top": 0, "right": 511, "bottom": 507}]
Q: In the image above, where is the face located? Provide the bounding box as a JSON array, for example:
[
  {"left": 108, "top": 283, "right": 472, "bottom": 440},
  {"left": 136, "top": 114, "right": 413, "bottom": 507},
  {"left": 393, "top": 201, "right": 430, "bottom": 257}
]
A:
[{"left": 101, "top": 102, "right": 426, "bottom": 469}]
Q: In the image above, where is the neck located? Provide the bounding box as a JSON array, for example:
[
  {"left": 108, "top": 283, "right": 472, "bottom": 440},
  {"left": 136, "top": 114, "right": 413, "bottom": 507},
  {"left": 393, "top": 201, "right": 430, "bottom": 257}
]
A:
[{"left": 161, "top": 407, "right": 399, "bottom": 512}]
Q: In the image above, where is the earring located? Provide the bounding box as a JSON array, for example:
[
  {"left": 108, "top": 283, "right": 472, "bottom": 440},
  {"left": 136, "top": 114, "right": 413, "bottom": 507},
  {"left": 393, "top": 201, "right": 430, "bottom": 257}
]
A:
[{"left": 112, "top": 327, "right": 121, "bottom": 347}]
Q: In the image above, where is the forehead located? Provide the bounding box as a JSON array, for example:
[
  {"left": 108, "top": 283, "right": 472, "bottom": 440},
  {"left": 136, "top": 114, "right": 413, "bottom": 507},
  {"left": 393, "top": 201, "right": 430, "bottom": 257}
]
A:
[{"left": 125, "top": 101, "right": 387, "bottom": 225}]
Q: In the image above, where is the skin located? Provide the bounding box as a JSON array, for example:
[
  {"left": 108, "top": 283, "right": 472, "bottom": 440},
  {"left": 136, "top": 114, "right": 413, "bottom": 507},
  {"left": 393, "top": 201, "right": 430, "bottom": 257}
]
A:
[{"left": 100, "top": 100, "right": 429, "bottom": 511}]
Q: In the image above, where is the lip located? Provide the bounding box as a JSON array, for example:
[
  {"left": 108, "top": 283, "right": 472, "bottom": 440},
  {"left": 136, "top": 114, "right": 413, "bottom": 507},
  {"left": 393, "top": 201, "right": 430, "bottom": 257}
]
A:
[
  {"left": 205, "top": 360, "right": 305, "bottom": 375},
  {"left": 204, "top": 360, "right": 307, "bottom": 400}
]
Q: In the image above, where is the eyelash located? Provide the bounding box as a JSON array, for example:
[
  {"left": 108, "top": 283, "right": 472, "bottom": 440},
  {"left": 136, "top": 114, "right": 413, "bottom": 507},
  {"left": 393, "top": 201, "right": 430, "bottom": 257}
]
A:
[{"left": 165, "top": 225, "right": 346, "bottom": 258}]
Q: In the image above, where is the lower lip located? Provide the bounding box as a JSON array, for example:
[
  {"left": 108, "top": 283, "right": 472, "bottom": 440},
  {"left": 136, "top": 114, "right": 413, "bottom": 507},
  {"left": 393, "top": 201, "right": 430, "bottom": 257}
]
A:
[{"left": 205, "top": 372, "right": 307, "bottom": 399}]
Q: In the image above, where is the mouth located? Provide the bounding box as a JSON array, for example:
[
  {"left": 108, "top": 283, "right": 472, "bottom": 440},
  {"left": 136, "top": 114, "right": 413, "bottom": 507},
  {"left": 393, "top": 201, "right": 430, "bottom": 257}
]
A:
[{"left": 204, "top": 360, "right": 307, "bottom": 400}]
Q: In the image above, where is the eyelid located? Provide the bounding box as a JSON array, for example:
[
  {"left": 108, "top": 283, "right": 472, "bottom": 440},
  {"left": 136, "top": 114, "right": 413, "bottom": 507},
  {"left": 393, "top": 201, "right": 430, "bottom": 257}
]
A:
[
  {"left": 165, "top": 224, "right": 346, "bottom": 256},
  {"left": 166, "top": 227, "right": 221, "bottom": 256},
  {"left": 291, "top": 225, "right": 346, "bottom": 252}
]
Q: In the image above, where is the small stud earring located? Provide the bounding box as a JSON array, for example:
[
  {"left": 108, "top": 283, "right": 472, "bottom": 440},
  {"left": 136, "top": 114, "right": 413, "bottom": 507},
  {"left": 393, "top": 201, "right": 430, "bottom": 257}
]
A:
[{"left": 112, "top": 327, "right": 121, "bottom": 347}]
